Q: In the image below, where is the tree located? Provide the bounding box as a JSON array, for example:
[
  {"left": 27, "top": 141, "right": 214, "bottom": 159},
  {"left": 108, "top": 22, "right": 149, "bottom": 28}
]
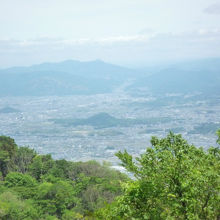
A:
[
  {"left": 35, "top": 181, "right": 78, "bottom": 217},
  {"left": 4, "top": 172, "right": 36, "bottom": 188},
  {"left": 0, "top": 191, "right": 39, "bottom": 220},
  {"left": 29, "top": 154, "right": 55, "bottom": 180},
  {"left": 13, "top": 147, "right": 36, "bottom": 174},
  {"left": 96, "top": 132, "right": 220, "bottom": 219},
  {"left": 62, "top": 209, "right": 83, "bottom": 220},
  {"left": 0, "top": 136, "right": 17, "bottom": 177}
]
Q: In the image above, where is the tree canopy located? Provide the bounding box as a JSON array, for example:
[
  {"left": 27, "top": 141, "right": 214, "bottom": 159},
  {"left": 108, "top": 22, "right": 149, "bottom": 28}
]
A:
[
  {"left": 0, "top": 135, "right": 128, "bottom": 219},
  {"left": 96, "top": 131, "right": 220, "bottom": 219},
  {"left": 0, "top": 131, "right": 219, "bottom": 219}
]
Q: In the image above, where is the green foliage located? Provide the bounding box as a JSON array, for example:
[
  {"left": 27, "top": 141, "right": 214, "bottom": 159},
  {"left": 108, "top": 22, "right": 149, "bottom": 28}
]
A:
[
  {"left": 97, "top": 132, "right": 220, "bottom": 219},
  {"left": 0, "top": 135, "right": 127, "bottom": 219},
  {"left": 217, "top": 129, "right": 220, "bottom": 145},
  {"left": 52, "top": 159, "right": 71, "bottom": 179},
  {"left": 0, "top": 191, "right": 39, "bottom": 220},
  {"left": 5, "top": 172, "right": 37, "bottom": 187},
  {"left": 34, "top": 181, "right": 77, "bottom": 217},
  {"left": 2, "top": 132, "right": 219, "bottom": 219},
  {"left": 67, "top": 160, "right": 128, "bottom": 214},
  {"left": 44, "top": 216, "right": 59, "bottom": 220},
  {"left": 61, "top": 209, "right": 84, "bottom": 220},
  {"left": 29, "top": 154, "right": 55, "bottom": 180},
  {"left": 0, "top": 136, "right": 17, "bottom": 177},
  {"left": 13, "top": 147, "right": 36, "bottom": 174}
]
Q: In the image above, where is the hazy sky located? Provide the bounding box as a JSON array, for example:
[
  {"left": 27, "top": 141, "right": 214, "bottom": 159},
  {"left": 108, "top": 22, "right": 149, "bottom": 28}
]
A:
[{"left": 0, "top": 0, "right": 220, "bottom": 67}]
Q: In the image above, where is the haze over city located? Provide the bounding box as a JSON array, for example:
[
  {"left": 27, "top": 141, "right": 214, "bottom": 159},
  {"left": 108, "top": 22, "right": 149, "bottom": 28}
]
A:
[{"left": 0, "top": 1, "right": 220, "bottom": 219}]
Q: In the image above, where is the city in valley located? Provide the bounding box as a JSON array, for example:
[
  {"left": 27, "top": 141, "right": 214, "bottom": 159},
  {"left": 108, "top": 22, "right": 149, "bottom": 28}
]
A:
[{"left": 0, "top": 91, "right": 219, "bottom": 166}]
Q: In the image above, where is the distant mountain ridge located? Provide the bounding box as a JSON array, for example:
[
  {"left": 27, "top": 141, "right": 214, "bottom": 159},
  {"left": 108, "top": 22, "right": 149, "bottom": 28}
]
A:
[
  {"left": 128, "top": 58, "right": 220, "bottom": 95},
  {"left": 0, "top": 60, "right": 137, "bottom": 96},
  {"left": 0, "top": 58, "right": 220, "bottom": 96}
]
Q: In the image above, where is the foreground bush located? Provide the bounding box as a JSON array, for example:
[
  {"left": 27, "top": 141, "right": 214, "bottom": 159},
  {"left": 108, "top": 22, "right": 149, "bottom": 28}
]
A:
[{"left": 96, "top": 131, "right": 220, "bottom": 219}]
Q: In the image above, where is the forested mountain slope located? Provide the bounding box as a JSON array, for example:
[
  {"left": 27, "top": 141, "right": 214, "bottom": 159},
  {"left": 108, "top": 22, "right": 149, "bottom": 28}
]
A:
[
  {"left": 0, "top": 136, "right": 128, "bottom": 219},
  {"left": 0, "top": 131, "right": 219, "bottom": 219}
]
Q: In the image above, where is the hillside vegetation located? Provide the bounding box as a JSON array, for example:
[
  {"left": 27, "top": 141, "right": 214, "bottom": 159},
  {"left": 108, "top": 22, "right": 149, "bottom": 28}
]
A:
[
  {"left": 0, "top": 131, "right": 219, "bottom": 219},
  {"left": 0, "top": 136, "right": 128, "bottom": 219}
]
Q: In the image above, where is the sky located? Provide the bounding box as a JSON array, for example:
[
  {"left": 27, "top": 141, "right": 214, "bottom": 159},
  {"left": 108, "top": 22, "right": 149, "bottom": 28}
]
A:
[{"left": 0, "top": 0, "right": 220, "bottom": 67}]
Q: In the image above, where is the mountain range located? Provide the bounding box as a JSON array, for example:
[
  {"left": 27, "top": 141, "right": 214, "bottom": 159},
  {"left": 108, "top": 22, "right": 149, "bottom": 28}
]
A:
[
  {"left": 0, "top": 58, "right": 219, "bottom": 96},
  {"left": 130, "top": 58, "right": 220, "bottom": 95}
]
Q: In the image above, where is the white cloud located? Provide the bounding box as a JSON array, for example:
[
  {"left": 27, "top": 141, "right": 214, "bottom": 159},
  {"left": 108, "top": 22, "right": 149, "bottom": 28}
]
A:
[{"left": 0, "top": 29, "right": 220, "bottom": 67}]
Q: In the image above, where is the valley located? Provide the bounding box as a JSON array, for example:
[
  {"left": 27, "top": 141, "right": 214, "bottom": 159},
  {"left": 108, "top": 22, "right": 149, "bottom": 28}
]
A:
[{"left": 0, "top": 92, "right": 219, "bottom": 166}]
